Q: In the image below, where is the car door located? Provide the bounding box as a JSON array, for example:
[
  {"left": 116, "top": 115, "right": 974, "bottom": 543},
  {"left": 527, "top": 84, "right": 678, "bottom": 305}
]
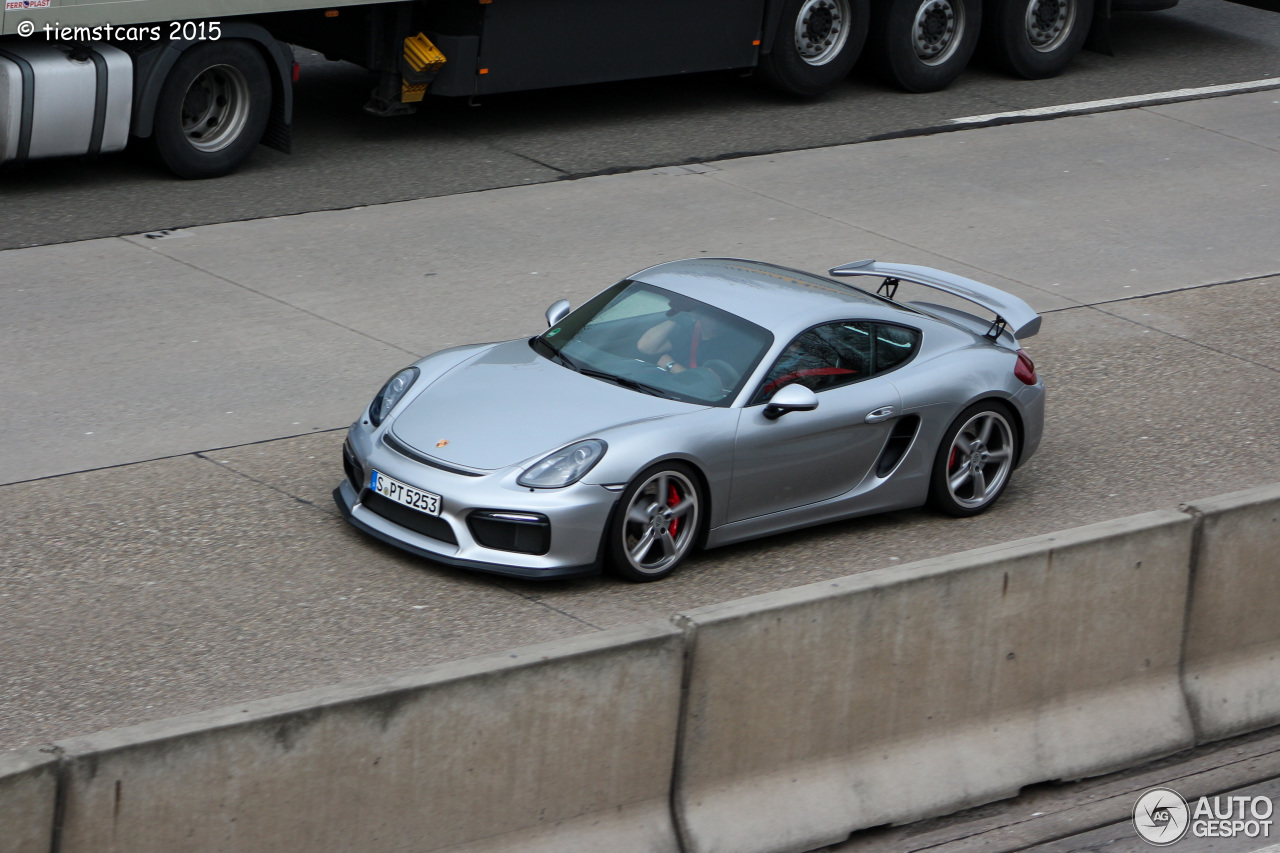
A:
[{"left": 727, "top": 321, "right": 904, "bottom": 522}]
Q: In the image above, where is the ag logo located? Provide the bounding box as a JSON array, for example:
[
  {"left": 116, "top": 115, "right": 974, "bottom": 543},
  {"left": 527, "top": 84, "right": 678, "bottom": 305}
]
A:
[{"left": 1134, "top": 787, "right": 1190, "bottom": 846}]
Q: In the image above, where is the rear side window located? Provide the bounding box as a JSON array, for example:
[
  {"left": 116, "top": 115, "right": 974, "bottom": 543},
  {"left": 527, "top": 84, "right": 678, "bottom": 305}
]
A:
[{"left": 874, "top": 324, "right": 920, "bottom": 374}]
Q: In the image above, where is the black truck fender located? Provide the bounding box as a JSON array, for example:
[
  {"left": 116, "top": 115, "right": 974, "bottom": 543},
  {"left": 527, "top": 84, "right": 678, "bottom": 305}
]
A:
[
  {"left": 760, "top": 0, "right": 789, "bottom": 55},
  {"left": 130, "top": 21, "right": 294, "bottom": 153}
]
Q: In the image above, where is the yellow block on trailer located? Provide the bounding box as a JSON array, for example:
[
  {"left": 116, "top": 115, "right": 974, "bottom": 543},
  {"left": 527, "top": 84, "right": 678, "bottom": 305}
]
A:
[{"left": 404, "top": 32, "right": 446, "bottom": 75}]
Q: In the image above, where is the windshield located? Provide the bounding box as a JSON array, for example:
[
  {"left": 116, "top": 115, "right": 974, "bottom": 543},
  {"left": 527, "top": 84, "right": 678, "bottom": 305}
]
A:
[{"left": 534, "top": 280, "right": 774, "bottom": 406}]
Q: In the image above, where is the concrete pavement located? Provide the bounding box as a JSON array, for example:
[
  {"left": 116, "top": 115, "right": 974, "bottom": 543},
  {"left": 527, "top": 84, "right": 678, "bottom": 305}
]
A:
[{"left": 2, "top": 89, "right": 1278, "bottom": 484}]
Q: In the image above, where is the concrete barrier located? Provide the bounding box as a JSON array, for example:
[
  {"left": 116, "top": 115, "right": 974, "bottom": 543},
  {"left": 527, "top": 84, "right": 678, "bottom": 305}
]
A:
[
  {"left": 0, "top": 748, "right": 57, "bottom": 853},
  {"left": 1181, "top": 483, "right": 1280, "bottom": 743},
  {"left": 51, "top": 621, "right": 684, "bottom": 853},
  {"left": 11, "top": 486, "right": 1280, "bottom": 853},
  {"left": 672, "top": 509, "right": 1196, "bottom": 853}
]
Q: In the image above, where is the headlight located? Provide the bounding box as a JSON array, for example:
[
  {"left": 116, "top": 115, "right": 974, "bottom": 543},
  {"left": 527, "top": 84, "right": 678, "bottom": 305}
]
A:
[
  {"left": 517, "top": 440, "right": 607, "bottom": 488},
  {"left": 369, "top": 367, "right": 419, "bottom": 427}
]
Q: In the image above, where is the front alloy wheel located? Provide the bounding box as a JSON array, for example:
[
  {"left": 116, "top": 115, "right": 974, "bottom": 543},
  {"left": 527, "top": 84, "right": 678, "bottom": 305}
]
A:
[{"left": 610, "top": 465, "right": 701, "bottom": 582}]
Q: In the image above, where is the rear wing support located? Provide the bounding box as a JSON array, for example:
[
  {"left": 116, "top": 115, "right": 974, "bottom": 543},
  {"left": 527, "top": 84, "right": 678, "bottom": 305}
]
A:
[{"left": 829, "top": 260, "right": 1042, "bottom": 340}]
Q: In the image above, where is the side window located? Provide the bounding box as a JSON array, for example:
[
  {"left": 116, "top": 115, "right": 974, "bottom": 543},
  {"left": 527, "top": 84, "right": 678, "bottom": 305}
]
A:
[
  {"left": 873, "top": 324, "right": 920, "bottom": 374},
  {"left": 755, "top": 322, "right": 871, "bottom": 403}
]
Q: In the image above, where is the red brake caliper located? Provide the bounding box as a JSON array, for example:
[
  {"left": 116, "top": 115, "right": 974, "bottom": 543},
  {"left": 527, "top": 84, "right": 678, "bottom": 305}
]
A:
[
  {"left": 667, "top": 483, "right": 681, "bottom": 537},
  {"left": 948, "top": 446, "right": 957, "bottom": 472}
]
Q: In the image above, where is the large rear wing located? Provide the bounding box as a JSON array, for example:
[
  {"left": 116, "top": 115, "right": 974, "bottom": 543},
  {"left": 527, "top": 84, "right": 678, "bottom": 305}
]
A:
[{"left": 828, "top": 260, "right": 1042, "bottom": 340}]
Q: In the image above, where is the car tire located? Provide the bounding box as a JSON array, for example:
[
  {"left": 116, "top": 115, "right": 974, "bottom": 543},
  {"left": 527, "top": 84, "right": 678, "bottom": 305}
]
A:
[
  {"left": 866, "top": 0, "right": 982, "bottom": 93},
  {"left": 760, "top": 0, "right": 870, "bottom": 97},
  {"left": 928, "top": 401, "right": 1018, "bottom": 517},
  {"left": 152, "top": 41, "right": 272, "bottom": 179},
  {"left": 608, "top": 462, "right": 703, "bottom": 582},
  {"left": 984, "top": 0, "right": 1093, "bottom": 79}
]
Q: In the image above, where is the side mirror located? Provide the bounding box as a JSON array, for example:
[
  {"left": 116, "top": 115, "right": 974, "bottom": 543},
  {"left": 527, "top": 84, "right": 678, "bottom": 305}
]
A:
[
  {"left": 545, "top": 299, "right": 571, "bottom": 328},
  {"left": 764, "top": 384, "right": 819, "bottom": 420}
]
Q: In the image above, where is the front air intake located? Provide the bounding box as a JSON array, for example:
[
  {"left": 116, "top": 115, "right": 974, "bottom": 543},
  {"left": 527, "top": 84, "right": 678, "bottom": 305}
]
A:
[{"left": 468, "top": 511, "right": 550, "bottom": 555}]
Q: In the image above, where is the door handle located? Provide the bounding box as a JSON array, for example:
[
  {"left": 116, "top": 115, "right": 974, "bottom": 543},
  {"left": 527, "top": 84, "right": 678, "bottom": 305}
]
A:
[{"left": 864, "top": 406, "right": 896, "bottom": 424}]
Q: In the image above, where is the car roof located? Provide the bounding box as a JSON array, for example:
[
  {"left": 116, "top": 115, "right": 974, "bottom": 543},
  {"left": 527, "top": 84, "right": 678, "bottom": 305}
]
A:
[{"left": 630, "top": 258, "right": 924, "bottom": 332}]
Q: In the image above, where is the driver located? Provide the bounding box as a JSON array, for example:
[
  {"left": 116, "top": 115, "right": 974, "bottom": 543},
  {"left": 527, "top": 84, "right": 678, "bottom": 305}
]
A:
[{"left": 638, "top": 310, "right": 747, "bottom": 378}]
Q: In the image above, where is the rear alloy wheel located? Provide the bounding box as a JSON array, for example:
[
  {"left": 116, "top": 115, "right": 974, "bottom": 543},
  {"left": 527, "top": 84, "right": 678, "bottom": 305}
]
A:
[
  {"left": 760, "top": 0, "right": 870, "bottom": 97},
  {"left": 984, "top": 0, "right": 1093, "bottom": 79},
  {"left": 868, "top": 0, "right": 981, "bottom": 92},
  {"left": 152, "top": 41, "right": 272, "bottom": 179},
  {"left": 609, "top": 464, "right": 702, "bottom": 582},
  {"left": 929, "top": 402, "right": 1018, "bottom": 517}
]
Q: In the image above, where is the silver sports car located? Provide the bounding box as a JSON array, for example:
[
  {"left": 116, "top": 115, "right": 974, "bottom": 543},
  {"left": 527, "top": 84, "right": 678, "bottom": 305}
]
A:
[{"left": 336, "top": 259, "right": 1044, "bottom": 582}]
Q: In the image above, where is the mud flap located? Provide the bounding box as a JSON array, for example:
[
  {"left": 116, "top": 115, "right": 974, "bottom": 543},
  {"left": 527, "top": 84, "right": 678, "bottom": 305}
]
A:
[{"left": 1085, "top": 0, "right": 1114, "bottom": 55}]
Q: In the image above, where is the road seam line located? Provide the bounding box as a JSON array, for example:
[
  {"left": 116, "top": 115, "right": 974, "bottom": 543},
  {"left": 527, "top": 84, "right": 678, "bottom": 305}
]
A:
[
  {"left": 119, "top": 237, "right": 423, "bottom": 360},
  {"left": 1084, "top": 303, "right": 1280, "bottom": 377},
  {"left": 949, "top": 78, "right": 1280, "bottom": 125},
  {"left": 481, "top": 580, "right": 605, "bottom": 631},
  {"left": 1037, "top": 270, "right": 1280, "bottom": 314},
  {"left": 0, "top": 428, "right": 347, "bottom": 489},
  {"left": 194, "top": 451, "right": 318, "bottom": 508},
  {"left": 702, "top": 173, "right": 1085, "bottom": 309}
]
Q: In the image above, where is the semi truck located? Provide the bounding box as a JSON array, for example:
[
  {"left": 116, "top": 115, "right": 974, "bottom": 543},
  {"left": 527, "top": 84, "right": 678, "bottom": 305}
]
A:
[{"left": 1, "top": 0, "right": 1276, "bottom": 178}]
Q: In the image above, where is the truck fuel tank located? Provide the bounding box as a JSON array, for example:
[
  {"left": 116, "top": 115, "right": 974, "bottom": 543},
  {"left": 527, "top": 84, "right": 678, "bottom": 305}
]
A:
[{"left": 0, "top": 42, "right": 131, "bottom": 165}]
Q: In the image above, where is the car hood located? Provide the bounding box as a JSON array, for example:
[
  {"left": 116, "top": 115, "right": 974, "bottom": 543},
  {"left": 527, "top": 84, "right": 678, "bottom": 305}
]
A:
[{"left": 390, "top": 339, "right": 699, "bottom": 470}]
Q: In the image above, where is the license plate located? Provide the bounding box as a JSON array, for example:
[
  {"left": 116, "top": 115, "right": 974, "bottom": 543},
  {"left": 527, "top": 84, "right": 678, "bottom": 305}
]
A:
[{"left": 370, "top": 470, "right": 441, "bottom": 516}]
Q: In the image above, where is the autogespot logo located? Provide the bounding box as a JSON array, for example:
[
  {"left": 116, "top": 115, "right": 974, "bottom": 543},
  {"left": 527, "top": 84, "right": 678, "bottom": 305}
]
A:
[
  {"left": 1133, "top": 787, "right": 1275, "bottom": 845},
  {"left": 1133, "top": 788, "right": 1190, "bottom": 846}
]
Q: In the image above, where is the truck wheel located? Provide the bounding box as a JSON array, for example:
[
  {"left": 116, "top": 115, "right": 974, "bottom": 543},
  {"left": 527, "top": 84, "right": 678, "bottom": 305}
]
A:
[
  {"left": 760, "top": 0, "right": 870, "bottom": 97},
  {"left": 152, "top": 41, "right": 271, "bottom": 179},
  {"left": 985, "top": 0, "right": 1093, "bottom": 78},
  {"left": 867, "top": 0, "right": 981, "bottom": 93}
]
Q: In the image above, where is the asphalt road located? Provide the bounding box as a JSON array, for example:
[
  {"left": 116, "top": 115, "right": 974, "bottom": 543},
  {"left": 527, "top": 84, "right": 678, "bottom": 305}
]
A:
[
  {"left": 1, "top": 0, "right": 1280, "bottom": 250},
  {"left": 3, "top": 274, "right": 1280, "bottom": 754}
]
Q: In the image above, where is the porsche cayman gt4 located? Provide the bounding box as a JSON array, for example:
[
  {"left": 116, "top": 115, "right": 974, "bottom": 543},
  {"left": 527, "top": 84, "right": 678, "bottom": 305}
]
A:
[{"left": 335, "top": 258, "right": 1044, "bottom": 581}]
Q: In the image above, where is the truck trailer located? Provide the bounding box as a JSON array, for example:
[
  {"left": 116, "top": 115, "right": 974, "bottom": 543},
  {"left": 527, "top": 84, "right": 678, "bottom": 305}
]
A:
[{"left": 0, "top": 0, "right": 1275, "bottom": 178}]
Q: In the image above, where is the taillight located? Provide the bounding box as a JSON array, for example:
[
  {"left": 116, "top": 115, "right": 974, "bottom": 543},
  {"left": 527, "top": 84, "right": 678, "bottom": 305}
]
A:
[{"left": 1014, "top": 349, "right": 1037, "bottom": 385}]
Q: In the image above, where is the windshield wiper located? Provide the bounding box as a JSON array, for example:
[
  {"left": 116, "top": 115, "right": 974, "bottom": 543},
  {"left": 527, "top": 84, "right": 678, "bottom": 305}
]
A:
[
  {"left": 579, "top": 368, "right": 676, "bottom": 400},
  {"left": 531, "top": 337, "right": 581, "bottom": 371}
]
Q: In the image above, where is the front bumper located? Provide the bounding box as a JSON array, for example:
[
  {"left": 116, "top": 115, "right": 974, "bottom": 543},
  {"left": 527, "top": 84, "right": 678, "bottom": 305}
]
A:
[{"left": 336, "top": 431, "right": 617, "bottom": 580}]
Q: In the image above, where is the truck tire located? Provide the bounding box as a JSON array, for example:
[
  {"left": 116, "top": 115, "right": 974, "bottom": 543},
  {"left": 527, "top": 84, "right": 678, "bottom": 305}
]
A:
[
  {"left": 866, "top": 0, "right": 982, "bottom": 92},
  {"left": 984, "top": 0, "right": 1093, "bottom": 78},
  {"left": 760, "top": 0, "right": 870, "bottom": 97},
  {"left": 151, "top": 41, "right": 271, "bottom": 179}
]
